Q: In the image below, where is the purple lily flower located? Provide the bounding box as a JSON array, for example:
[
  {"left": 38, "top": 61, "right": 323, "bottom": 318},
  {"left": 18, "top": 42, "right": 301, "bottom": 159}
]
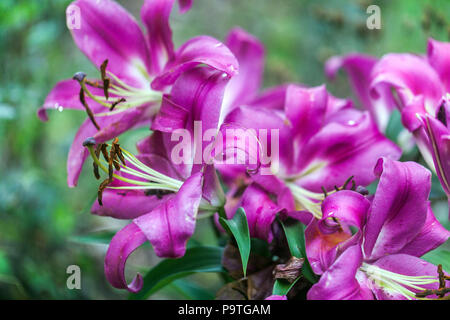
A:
[
  {"left": 218, "top": 83, "right": 401, "bottom": 241},
  {"left": 39, "top": 0, "right": 238, "bottom": 187},
  {"left": 95, "top": 66, "right": 230, "bottom": 293},
  {"left": 306, "top": 157, "right": 450, "bottom": 300},
  {"left": 329, "top": 39, "right": 450, "bottom": 180}
]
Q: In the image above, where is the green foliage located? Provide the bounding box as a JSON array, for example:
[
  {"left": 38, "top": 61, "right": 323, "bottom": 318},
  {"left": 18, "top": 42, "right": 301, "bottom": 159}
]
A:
[
  {"left": 219, "top": 207, "right": 251, "bottom": 277},
  {"left": 129, "top": 246, "right": 225, "bottom": 300},
  {"left": 278, "top": 219, "right": 317, "bottom": 284}
]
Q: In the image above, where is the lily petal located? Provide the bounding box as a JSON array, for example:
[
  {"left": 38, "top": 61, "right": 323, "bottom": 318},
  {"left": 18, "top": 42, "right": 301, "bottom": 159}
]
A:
[
  {"left": 237, "top": 184, "right": 281, "bottom": 243},
  {"left": 363, "top": 158, "right": 431, "bottom": 260},
  {"left": 104, "top": 223, "right": 147, "bottom": 293},
  {"left": 398, "top": 203, "right": 450, "bottom": 257},
  {"left": 295, "top": 111, "right": 401, "bottom": 192},
  {"left": 222, "top": 27, "right": 265, "bottom": 114},
  {"left": 371, "top": 254, "right": 442, "bottom": 300},
  {"left": 133, "top": 172, "right": 203, "bottom": 258},
  {"left": 427, "top": 38, "right": 450, "bottom": 91},
  {"left": 307, "top": 245, "right": 373, "bottom": 300},
  {"left": 140, "top": 0, "right": 176, "bottom": 74},
  {"left": 325, "top": 53, "right": 395, "bottom": 131},
  {"left": 151, "top": 36, "right": 238, "bottom": 90},
  {"left": 69, "top": 0, "right": 151, "bottom": 88},
  {"left": 369, "top": 53, "right": 444, "bottom": 130},
  {"left": 38, "top": 79, "right": 104, "bottom": 121}
]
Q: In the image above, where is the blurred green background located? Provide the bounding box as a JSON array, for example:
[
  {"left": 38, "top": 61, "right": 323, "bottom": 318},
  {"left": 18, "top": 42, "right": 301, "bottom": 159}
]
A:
[{"left": 0, "top": 0, "right": 449, "bottom": 299}]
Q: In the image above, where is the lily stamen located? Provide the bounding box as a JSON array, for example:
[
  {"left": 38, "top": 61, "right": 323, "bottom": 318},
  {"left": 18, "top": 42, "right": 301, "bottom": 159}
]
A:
[
  {"left": 83, "top": 137, "right": 184, "bottom": 205},
  {"left": 287, "top": 176, "right": 356, "bottom": 219},
  {"left": 361, "top": 263, "right": 440, "bottom": 300}
]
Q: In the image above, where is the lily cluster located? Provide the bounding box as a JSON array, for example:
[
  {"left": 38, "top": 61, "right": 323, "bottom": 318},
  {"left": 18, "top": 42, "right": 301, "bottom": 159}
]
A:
[{"left": 40, "top": 0, "right": 450, "bottom": 300}]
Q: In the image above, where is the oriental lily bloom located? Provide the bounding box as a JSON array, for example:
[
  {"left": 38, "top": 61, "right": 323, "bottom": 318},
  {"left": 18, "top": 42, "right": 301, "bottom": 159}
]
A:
[
  {"left": 327, "top": 39, "right": 450, "bottom": 174},
  {"left": 91, "top": 66, "right": 229, "bottom": 293},
  {"left": 38, "top": 0, "right": 238, "bottom": 187},
  {"left": 306, "top": 157, "right": 450, "bottom": 300},
  {"left": 218, "top": 83, "right": 401, "bottom": 242}
]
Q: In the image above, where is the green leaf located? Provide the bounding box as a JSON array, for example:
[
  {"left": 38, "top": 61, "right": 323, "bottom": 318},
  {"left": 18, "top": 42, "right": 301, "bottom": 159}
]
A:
[
  {"left": 272, "top": 277, "right": 301, "bottom": 296},
  {"left": 167, "top": 279, "right": 215, "bottom": 300},
  {"left": 129, "top": 246, "right": 224, "bottom": 300},
  {"left": 422, "top": 249, "right": 450, "bottom": 272},
  {"left": 278, "top": 219, "right": 317, "bottom": 284},
  {"left": 219, "top": 207, "right": 251, "bottom": 277}
]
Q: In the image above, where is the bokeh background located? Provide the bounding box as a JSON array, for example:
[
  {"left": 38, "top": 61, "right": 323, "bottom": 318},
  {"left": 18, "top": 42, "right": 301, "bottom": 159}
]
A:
[{"left": 1, "top": 0, "right": 449, "bottom": 299}]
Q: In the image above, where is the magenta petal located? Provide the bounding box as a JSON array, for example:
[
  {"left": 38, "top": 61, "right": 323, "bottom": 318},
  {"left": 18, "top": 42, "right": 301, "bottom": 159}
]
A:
[
  {"left": 326, "top": 54, "right": 395, "bottom": 130},
  {"left": 38, "top": 79, "right": 103, "bottom": 121},
  {"left": 265, "top": 295, "right": 287, "bottom": 300},
  {"left": 296, "top": 111, "right": 401, "bottom": 192},
  {"left": 307, "top": 245, "right": 373, "bottom": 300},
  {"left": 305, "top": 218, "right": 352, "bottom": 275},
  {"left": 67, "top": 118, "right": 97, "bottom": 187},
  {"left": 133, "top": 172, "right": 203, "bottom": 258},
  {"left": 160, "top": 67, "right": 232, "bottom": 176},
  {"left": 151, "top": 94, "right": 190, "bottom": 132},
  {"left": 363, "top": 158, "right": 432, "bottom": 260},
  {"left": 222, "top": 27, "right": 265, "bottom": 113},
  {"left": 398, "top": 203, "right": 450, "bottom": 257},
  {"left": 427, "top": 38, "right": 450, "bottom": 91},
  {"left": 104, "top": 223, "right": 147, "bottom": 293},
  {"left": 320, "top": 190, "right": 370, "bottom": 231},
  {"left": 285, "top": 84, "right": 328, "bottom": 148},
  {"left": 247, "top": 84, "right": 290, "bottom": 110},
  {"left": 91, "top": 178, "right": 165, "bottom": 220},
  {"left": 70, "top": 0, "right": 151, "bottom": 88},
  {"left": 325, "top": 53, "right": 377, "bottom": 109},
  {"left": 177, "top": 0, "right": 193, "bottom": 13},
  {"left": 151, "top": 36, "right": 238, "bottom": 90},
  {"left": 371, "top": 254, "right": 442, "bottom": 300},
  {"left": 238, "top": 184, "right": 281, "bottom": 243},
  {"left": 369, "top": 53, "right": 444, "bottom": 122},
  {"left": 141, "top": 0, "right": 175, "bottom": 74}
]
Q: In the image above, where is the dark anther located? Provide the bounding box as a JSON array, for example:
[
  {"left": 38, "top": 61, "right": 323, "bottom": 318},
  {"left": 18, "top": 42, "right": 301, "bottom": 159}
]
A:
[
  {"left": 100, "top": 143, "right": 109, "bottom": 162},
  {"left": 100, "top": 60, "right": 110, "bottom": 100},
  {"left": 73, "top": 71, "right": 87, "bottom": 82},
  {"left": 415, "top": 264, "right": 450, "bottom": 299},
  {"left": 112, "top": 138, "right": 126, "bottom": 165},
  {"left": 321, "top": 186, "right": 328, "bottom": 198},
  {"left": 334, "top": 185, "right": 340, "bottom": 192},
  {"left": 82, "top": 137, "right": 97, "bottom": 147},
  {"left": 110, "top": 97, "right": 126, "bottom": 111},
  {"left": 437, "top": 102, "right": 447, "bottom": 127},
  {"left": 79, "top": 88, "right": 100, "bottom": 130},
  {"left": 356, "top": 185, "right": 369, "bottom": 196},
  {"left": 93, "top": 144, "right": 102, "bottom": 180},
  {"left": 98, "top": 177, "right": 113, "bottom": 206},
  {"left": 342, "top": 176, "right": 354, "bottom": 190}
]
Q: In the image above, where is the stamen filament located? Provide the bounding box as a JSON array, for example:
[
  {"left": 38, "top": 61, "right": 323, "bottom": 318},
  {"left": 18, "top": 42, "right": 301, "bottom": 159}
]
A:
[{"left": 361, "top": 263, "right": 439, "bottom": 300}]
